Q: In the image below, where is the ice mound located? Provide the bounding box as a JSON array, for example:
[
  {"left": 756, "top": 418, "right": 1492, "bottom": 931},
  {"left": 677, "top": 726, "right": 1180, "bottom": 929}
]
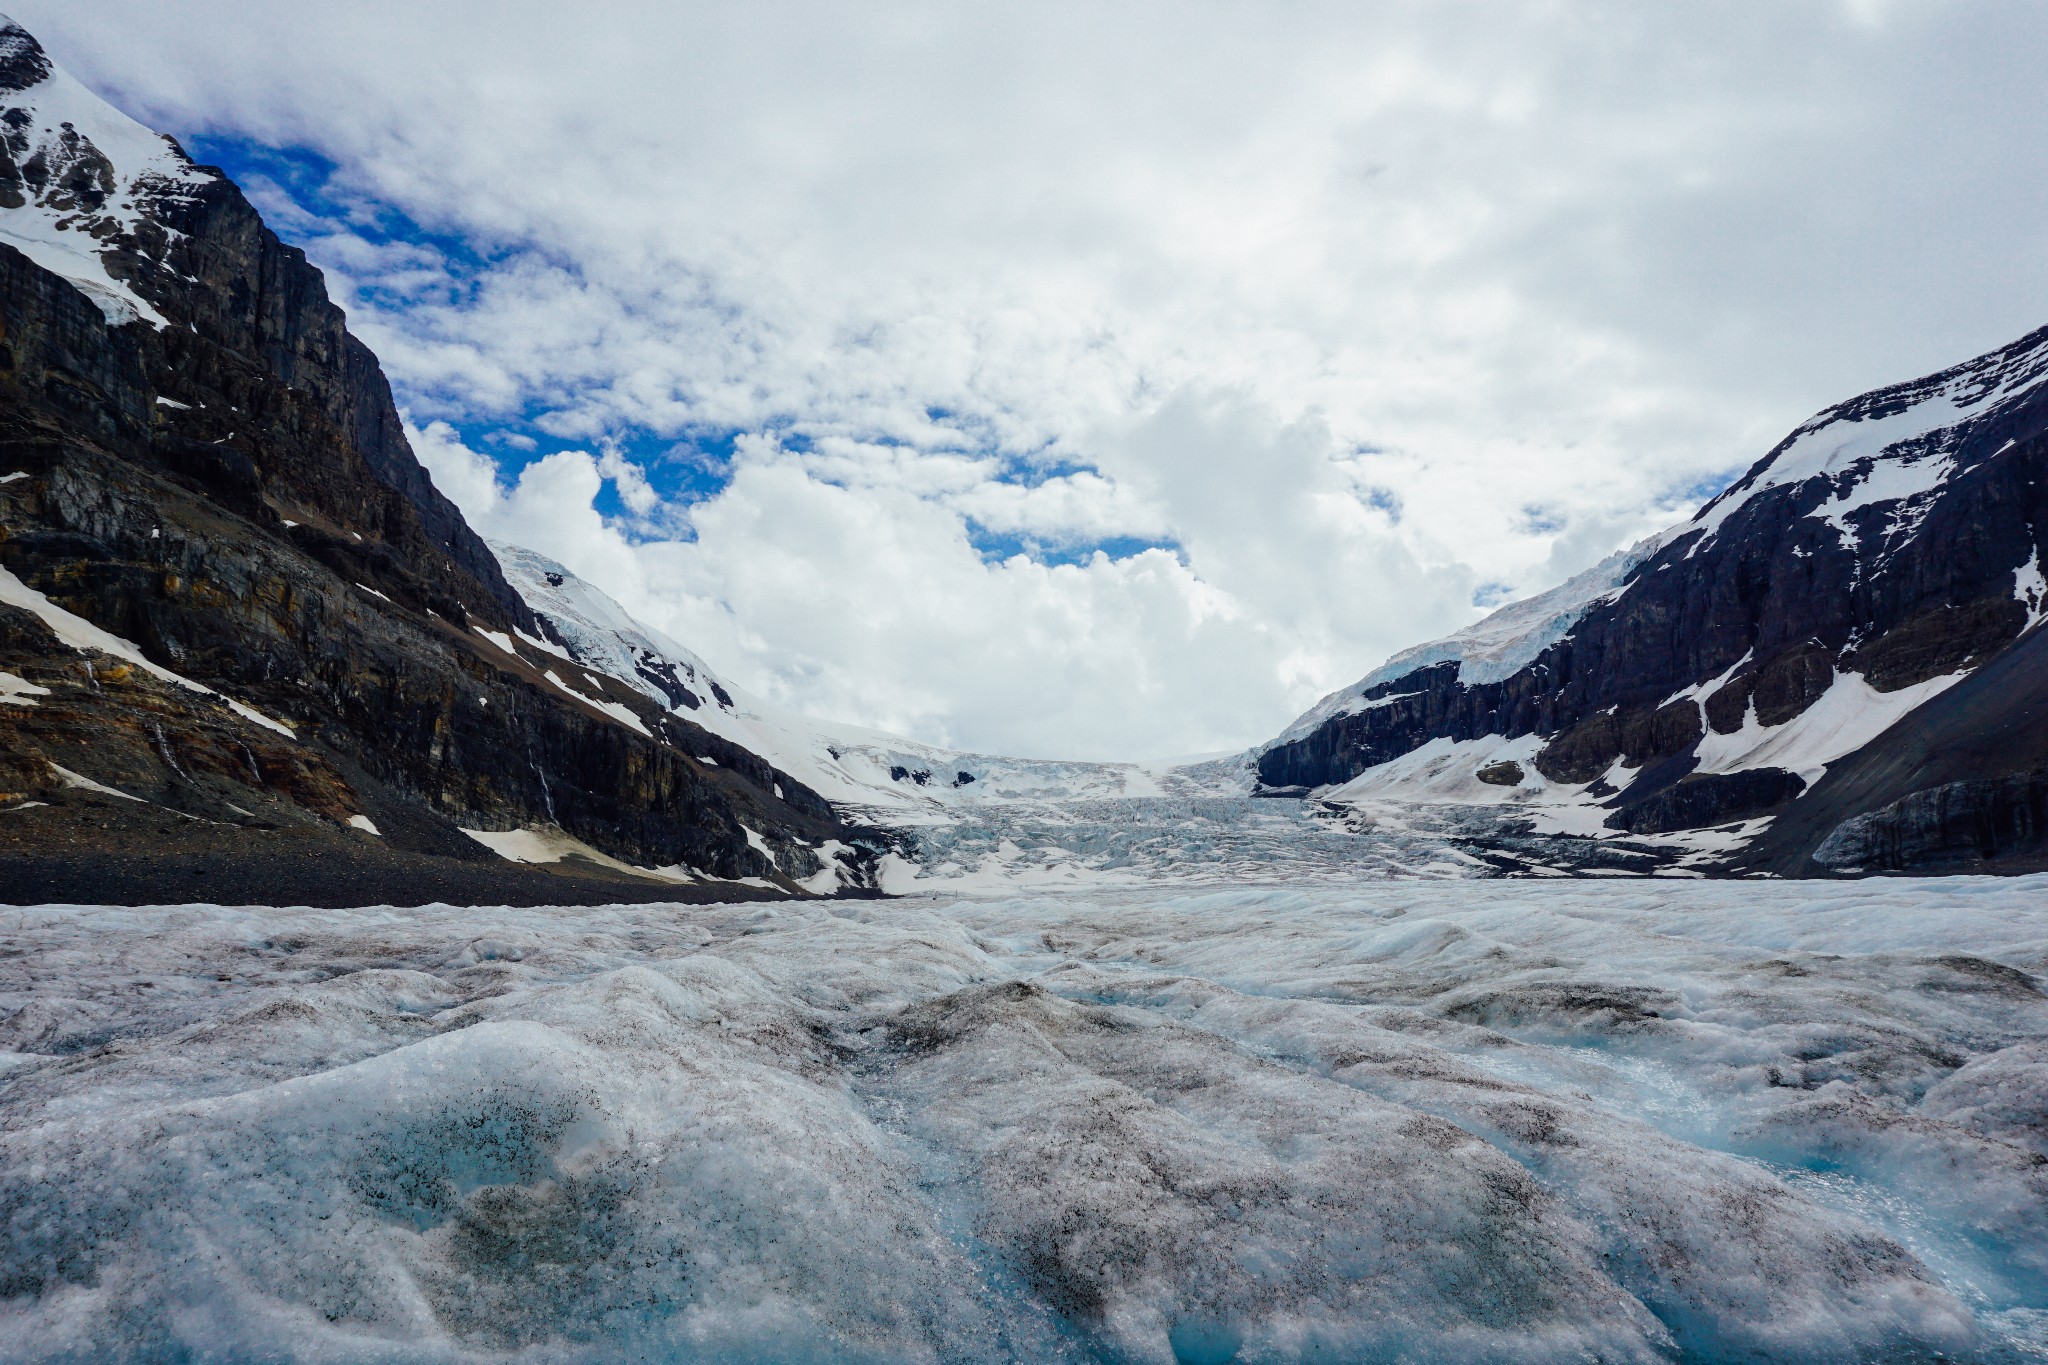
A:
[{"left": 1, "top": 880, "right": 2045, "bottom": 1361}]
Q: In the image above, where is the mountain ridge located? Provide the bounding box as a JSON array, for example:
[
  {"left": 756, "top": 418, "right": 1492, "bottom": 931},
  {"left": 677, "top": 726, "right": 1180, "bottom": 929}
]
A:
[{"left": 1257, "top": 322, "right": 2048, "bottom": 874}]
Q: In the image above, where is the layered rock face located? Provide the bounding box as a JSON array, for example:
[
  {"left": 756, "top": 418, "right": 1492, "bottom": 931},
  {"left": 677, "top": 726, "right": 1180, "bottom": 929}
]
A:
[
  {"left": 1259, "top": 327, "right": 2048, "bottom": 874},
  {"left": 1814, "top": 770, "right": 2048, "bottom": 871},
  {"left": 0, "top": 20, "right": 875, "bottom": 903}
]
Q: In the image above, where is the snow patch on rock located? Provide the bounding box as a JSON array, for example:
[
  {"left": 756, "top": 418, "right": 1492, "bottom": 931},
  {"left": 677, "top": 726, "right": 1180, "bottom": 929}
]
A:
[
  {"left": 0, "top": 564, "right": 295, "bottom": 738},
  {"left": 1323, "top": 732, "right": 1549, "bottom": 805},
  {"left": 0, "top": 669, "right": 48, "bottom": 706},
  {"left": 2015, "top": 547, "right": 2046, "bottom": 632},
  {"left": 1692, "top": 668, "right": 1965, "bottom": 784},
  {"left": 0, "top": 18, "right": 213, "bottom": 326},
  {"left": 45, "top": 762, "right": 141, "bottom": 801},
  {"left": 459, "top": 825, "right": 690, "bottom": 883}
]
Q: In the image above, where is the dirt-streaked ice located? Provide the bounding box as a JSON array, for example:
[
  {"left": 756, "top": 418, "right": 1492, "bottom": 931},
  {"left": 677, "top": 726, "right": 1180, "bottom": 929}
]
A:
[{"left": 2, "top": 878, "right": 2044, "bottom": 1362}]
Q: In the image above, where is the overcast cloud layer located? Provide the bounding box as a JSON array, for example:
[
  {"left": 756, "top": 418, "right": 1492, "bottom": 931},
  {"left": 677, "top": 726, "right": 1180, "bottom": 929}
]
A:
[{"left": 23, "top": 1, "right": 2048, "bottom": 758}]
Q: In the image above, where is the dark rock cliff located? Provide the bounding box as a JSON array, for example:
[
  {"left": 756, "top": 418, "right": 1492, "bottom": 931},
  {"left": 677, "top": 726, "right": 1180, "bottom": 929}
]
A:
[
  {"left": 1813, "top": 770, "right": 2048, "bottom": 872},
  {"left": 98, "top": 151, "right": 532, "bottom": 631},
  {"left": 0, "top": 20, "right": 881, "bottom": 902}
]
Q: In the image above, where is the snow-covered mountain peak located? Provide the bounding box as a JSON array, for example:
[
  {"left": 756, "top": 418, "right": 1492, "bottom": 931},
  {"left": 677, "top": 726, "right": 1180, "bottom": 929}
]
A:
[
  {"left": 489, "top": 541, "right": 746, "bottom": 721},
  {"left": 1255, "top": 321, "right": 2048, "bottom": 873},
  {"left": 0, "top": 15, "right": 213, "bottom": 325},
  {"left": 1689, "top": 325, "right": 2048, "bottom": 548},
  {"left": 1277, "top": 324, "right": 2048, "bottom": 766}
]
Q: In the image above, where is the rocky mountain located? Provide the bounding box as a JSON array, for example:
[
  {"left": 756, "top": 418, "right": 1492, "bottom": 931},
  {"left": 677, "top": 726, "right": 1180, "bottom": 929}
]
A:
[
  {"left": 1258, "top": 326, "right": 2048, "bottom": 875},
  {"left": 0, "top": 16, "right": 882, "bottom": 905}
]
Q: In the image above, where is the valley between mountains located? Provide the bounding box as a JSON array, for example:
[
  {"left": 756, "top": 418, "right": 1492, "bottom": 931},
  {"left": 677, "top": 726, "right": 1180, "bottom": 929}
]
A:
[
  {"left": 1, "top": 15, "right": 2047, "bottom": 900},
  {"left": 2, "top": 13, "right": 2048, "bottom": 1364}
]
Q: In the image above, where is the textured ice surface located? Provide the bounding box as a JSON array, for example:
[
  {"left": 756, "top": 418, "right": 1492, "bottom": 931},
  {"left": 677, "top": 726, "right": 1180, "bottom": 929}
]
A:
[
  {"left": 2, "top": 878, "right": 2045, "bottom": 1362},
  {"left": 878, "top": 794, "right": 1750, "bottom": 892},
  {"left": 877, "top": 796, "right": 1498, "bottom": 892}
]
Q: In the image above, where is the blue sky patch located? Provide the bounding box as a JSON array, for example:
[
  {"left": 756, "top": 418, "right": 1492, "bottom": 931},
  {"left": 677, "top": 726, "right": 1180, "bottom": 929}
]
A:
[
  {"left": 1471, "top": 581, "right": 1519, "bottom": 608},
  {"left": 184, "top": 134, "right": 1174, "bottom": 565}
]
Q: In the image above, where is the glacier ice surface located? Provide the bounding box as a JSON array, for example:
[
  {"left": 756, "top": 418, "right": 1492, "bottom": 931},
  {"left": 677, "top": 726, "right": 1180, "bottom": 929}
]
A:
[{"left": 2, "top": 878, "right": 2045, "bottom": 1362}]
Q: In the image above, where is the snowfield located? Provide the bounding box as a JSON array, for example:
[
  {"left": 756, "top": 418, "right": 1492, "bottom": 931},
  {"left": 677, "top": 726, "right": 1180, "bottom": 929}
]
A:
[{"left": 3, "top": 879, "right": 2046, "bottom": 1362}]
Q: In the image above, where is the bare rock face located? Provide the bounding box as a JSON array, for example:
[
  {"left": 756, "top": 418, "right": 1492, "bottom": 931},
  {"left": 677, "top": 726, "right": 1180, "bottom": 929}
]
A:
[
  {"left": 1814, "top": 771, "right": 2048, "bottom": 872},
  {"left": 1257, "top": 322, "right": 2048, "bottom": 873},
  {"left": 1474, "top": 760, "right": 1523, "bottom": 787},
  {"left": 0, "top": 19, "right": 882, "bottom": 902},
  {"left": 0, "top": 22, "right": 52, "bottom": 94},
  {"left": 1603, "top": 769, "right": 1806, "bottom": 837}
]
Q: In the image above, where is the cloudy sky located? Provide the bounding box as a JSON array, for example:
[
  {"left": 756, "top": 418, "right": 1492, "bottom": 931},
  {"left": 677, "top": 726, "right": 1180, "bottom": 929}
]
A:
[{"left": 24, "top": 1, "right": 2048, "bottom": 758}]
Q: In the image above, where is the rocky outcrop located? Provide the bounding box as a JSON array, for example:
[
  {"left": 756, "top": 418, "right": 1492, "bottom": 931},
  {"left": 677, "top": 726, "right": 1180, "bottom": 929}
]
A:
[
  {"left": 0, "top": 19, "right": 883, "bottom": 902},
  {"left": 1604, "top": 769, "right": 1806, "bottom": 836},
  {"left": 1813, "top": 772, "right": 2048, "bottom": 871}
]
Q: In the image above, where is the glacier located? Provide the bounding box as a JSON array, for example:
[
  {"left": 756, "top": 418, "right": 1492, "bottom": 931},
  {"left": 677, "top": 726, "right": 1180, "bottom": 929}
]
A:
[
  {"left": 474, "top": 546, "right": 1757, "bottom": 889},
  {"left": 3, "top": 876, "right": 2045, "bottom": 1362}
]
